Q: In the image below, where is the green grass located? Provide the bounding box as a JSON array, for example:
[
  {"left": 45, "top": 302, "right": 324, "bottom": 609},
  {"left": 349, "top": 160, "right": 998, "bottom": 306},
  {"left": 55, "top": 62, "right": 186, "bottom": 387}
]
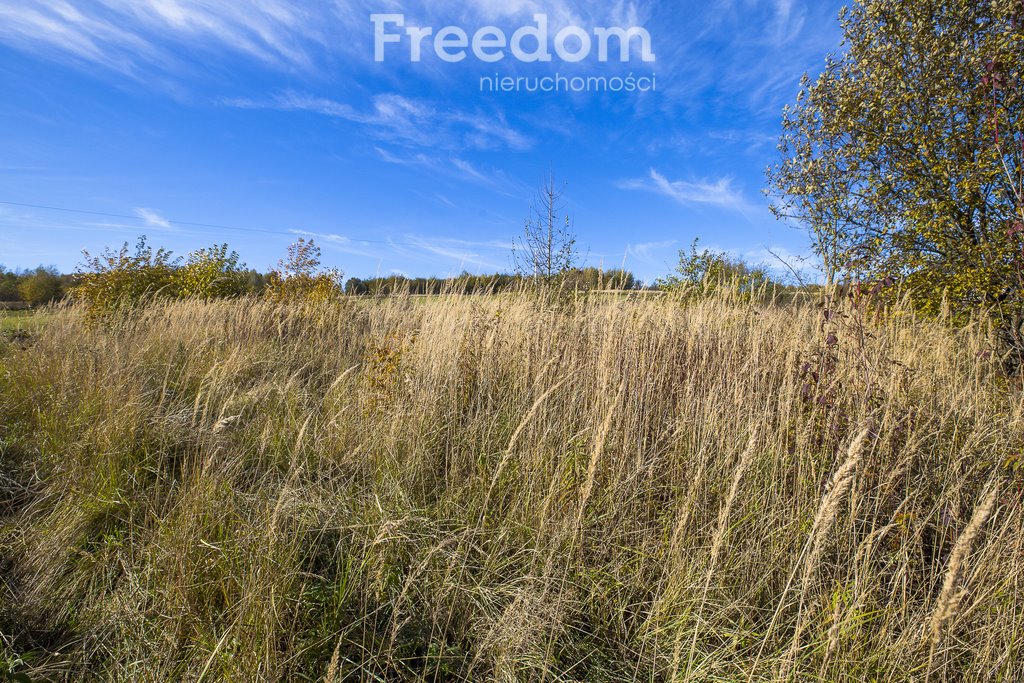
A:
[{"left": 0, "top": 309, "right": 51, "bottom": 334}]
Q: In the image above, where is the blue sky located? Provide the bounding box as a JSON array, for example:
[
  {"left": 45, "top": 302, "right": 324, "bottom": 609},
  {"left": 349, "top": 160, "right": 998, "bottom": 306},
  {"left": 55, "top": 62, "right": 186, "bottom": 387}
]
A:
[{"left": 0, "top": 0, "right": 845, "bottom": 283}]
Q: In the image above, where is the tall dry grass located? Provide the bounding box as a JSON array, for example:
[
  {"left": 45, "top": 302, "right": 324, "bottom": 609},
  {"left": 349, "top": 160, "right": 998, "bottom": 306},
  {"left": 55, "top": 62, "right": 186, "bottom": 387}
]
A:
[{"left": 0, "top": 291, "right": 1021, "bottom": 682}]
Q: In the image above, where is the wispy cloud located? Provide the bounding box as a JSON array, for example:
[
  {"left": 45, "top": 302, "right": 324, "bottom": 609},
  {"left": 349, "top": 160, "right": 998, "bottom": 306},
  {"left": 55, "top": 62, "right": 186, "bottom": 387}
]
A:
[
  {"left": 228, "top": 92, "right": 530, "bottom": 152},
  {"left": 627, "top": 239, "right": 677, "bottom": 259},
  {"left": 334, "top": 0, "right": 637, "bottom": 36},
  {"left": 649, "top": 1, "right": 841, "bottom": 120},
  {"left": 288, "top": 228, "right": 510, "bottom": 272},
  {"left": 618, "top": 169, "right": 752, "bottom": 213},
  {"left": 0, "top": 0, "right": 660, "bottom": 80},
  {"left": 0, "top": 0, "right": 327, "bottom": 75},
  {"left": 678, "top": 241, "right": 818, "bottom": 283},
  {"left": 135, "top": 207, "right": 171, "bottom": 229},
  {"left": 374, "top": 147, "right": 528, "bottom": 201},
  {"left": 739, "top": 244, "right": 819, "bottom": 282},
  {"left": 0, "top": 3, "right": 152, "bottom": 76},
  {"left": 450, "top": 158, "right": 491, "bottom": 184},
  {"left": 288, "top": 229, "right": 379, "bottom": 260},
  {"left": 622, "top": 239, "right": 678, "bottom": 275},
  {"left": 435, "top": 193, "right": 456, "bottom": 208},
  {"left": 375, "top": 147, "right": 493, "bottom": 184},
  {"left": 400, "top": 235, "right": 506, "bottom": 271}
]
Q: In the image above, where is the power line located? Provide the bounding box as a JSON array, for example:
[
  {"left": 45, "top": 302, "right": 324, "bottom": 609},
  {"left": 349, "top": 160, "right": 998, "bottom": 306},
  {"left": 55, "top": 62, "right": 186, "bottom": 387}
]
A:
[{"left": 0, "top": 199, "right": 514, "bottom": 252}]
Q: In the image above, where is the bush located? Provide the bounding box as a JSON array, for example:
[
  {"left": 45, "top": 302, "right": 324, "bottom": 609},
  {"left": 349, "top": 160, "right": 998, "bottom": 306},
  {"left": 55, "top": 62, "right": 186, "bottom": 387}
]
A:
[
  {"left": 265, "top": 239, "right": 343, "bottom": 304},
  {"left": 174, "top": 244, "right": 248, "bottom": 299},
  {"left": 74, "top": 236, "right": 178, "bottom": 321},
  {"left": 656, "top": 239, "right": 774, "bottom": 299}
]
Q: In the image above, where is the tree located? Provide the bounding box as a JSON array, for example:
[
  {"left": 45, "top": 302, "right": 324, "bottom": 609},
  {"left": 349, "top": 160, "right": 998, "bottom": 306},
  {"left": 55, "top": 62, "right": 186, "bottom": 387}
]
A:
[
  {"left": 765, "top": 69, "right": 867, "bottom": 288},
  {"left": 17, "top": 266, "right": 62, "bottom": 306},
  {"left": 241, "top": 269, "right": 268, "bottom": 294},
  {"left": 265, "top": 238, "right": 343, "bottom": 303},
  {"left": 75, "top": 236, "right": 179, "bottom": 321},
  {"left": 175, "top": 244, "right": 248, "bottom": 299},
  {"left": 767, "top": 0, "right": 1024, "bottom": 369},
  {"left": 561, "top": 267, "right": 638, "bottom": 291},
  {"left": 0, "top": 267, "right": 21, "bottom": 302},
  {"left": 512, "top": 174, "right": 580, "bottom": 281},
  {"left": 656, "top": 239, "right": 773, "bottom": 298},
  {"left": 345, "top": 277, "right": 368, "bottom": 296}
]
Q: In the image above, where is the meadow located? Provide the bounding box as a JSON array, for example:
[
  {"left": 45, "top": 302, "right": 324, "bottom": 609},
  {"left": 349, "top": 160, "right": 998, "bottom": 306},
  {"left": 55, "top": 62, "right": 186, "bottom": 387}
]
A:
[
  {"left": 0, "top": 310, "right": 49, "bottom": 336},
  {"left": 0, "top": 292, "right": 1021, "bottom": 682}
]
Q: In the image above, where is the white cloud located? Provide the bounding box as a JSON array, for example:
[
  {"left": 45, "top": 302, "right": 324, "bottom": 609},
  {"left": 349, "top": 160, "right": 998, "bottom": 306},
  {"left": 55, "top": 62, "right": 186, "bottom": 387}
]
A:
[
  {"left": 0, "top": 0, "right": 328, "bottom": 73},
  {"left": 0, "top": 2, "right": 158, "bottom": 75},
  {"left": 618, "top": 169, "right": 751, "bottom": 212},
  {"left": 739, "top": 245, "right": 820, "bottom": 282},
  {"left": 433, "top": 193, "right": 457, "bottom": 208},
  {"left": 627, "top": 239, "right": 676, "bottom": 259},
  {"left": 228, "top": 92, "right": 530, "bottom": 152},
  {"left": 334, "top": 0, "right": 627, "bottom": 33},
  {"left": 375, "top": 147, "right": 492, "bottom": 185},
  {"left": 0, "top": 0, "right": 654, "bottom": 77},
  {"left": 135, "top": 207, "right": 171, "bottom": 229},
  {"left": 622, "top": 239, "right": 678, "bottom": 273},
  {"left": 287, "top": 229, "right": 379, "bottom": 260},
  {"left": 449, "top": 158, "right": 492, "bottom": 184},
  {"left": 287, "top": 228, "right": 510, "bottom": 272},
  {"left": 401, "top": 235, "right": 505, "bottom": 271}
]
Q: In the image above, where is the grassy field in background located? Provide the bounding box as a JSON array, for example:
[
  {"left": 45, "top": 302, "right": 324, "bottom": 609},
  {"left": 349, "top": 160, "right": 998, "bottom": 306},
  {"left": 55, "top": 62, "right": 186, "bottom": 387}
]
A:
[
  {"left": 0, "top": 309, "right": 51, "bottom": 335},
  {"left": 0, "top": 293, "right": 1022, "bottom": 682}
]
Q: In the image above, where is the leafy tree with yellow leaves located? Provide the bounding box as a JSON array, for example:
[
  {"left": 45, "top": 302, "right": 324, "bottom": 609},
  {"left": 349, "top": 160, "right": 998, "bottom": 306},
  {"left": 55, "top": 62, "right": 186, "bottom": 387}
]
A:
[
  {"left": 17, "top": 266, "right": 62, "bottom": 307},
  {"left": 768, "top": 0, "right": 1024, "bottom": 372},
  {"left": 75, "top": 236, "right": 179, "bottom": 322},
  {"left": 175, "top": 244, "right": 248, "bottom": 299}
]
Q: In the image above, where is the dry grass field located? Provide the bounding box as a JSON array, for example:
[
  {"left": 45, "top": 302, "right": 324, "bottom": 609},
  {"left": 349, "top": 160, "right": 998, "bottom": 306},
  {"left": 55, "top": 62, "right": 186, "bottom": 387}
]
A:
[{"left": 1, "top": 292, "right": 1022, "bottom": 681}]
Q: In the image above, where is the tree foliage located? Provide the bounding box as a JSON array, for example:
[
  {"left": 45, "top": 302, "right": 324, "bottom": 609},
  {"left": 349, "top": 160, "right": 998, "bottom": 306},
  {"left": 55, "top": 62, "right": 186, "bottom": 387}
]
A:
[
  {"left": 17, "top": 266, "right": 62, "bottom": 306},
  {"left": 512, "top": 174, "right": 580, "bottom": 282},
  {"left": 75, "top": 236, "right": 179, "bottom": 321},
  {"left": 0, "top": 267, "right": 22, "bottom": 302},
  {"left": 767, "top": 0, "right": 1024, "bottom": 367},
  {"left": 175, "top": 244, "right": 248, "bottom": 299},
  {"left": 75, "top": 237, "right": 257, "bottom": 321},
  {"left": 349, "top": 268, "right": 637, "bottom": 296},
  {"left": 657, "top": 239, "right": 774, "bottom": 299},
  {"left": 265, "top": 238, "right": 344, "bottom": 304}
]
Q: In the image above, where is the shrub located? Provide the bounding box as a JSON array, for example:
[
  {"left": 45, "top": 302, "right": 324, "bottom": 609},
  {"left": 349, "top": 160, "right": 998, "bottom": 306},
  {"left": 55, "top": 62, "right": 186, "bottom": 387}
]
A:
[
  {"left": 174, "top": 244, "right": 248, "bottom": 299},
  {"left": 74, "top": 236, "right": 178, "bottom": 321},
  {"left": 657, "top": 239, "right": 774, "bottom": 299},
  {"left": 265, "top": 239, "right": 343, "bottom": 304}
]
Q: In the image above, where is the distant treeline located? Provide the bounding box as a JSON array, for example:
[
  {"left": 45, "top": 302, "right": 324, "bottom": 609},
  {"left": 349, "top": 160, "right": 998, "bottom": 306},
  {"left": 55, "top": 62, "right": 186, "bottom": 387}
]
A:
[
  {"left": 1, "top": 266, "right": 68, "bottom": 306},
  {"left": 345, "top": 268, "right": 639, "bottom": 295},
  {"left": 0, "top": 261, "right": 640, "bottom": 307},
  {"left": 4, "top": 236, "right": 800, "bottom": 312}
]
